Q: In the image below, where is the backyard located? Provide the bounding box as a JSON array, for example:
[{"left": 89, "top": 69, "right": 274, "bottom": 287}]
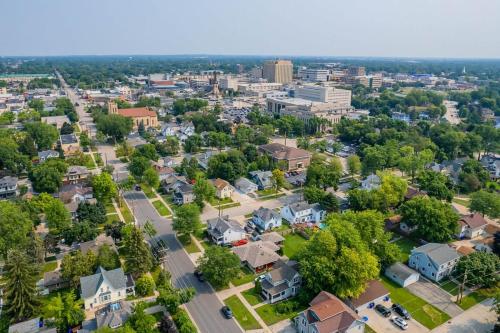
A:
[
  {"left": 381, "top": 277, "right": 450, "bottom": 329},
  {"left": 224, "top": 295, "right": 261, "bottom": 330},
  {"left": 392, "top": 237, "right": 418, "bottom": 262},
  {"left": 283, "top": 233, "right": 308, "bottom": 260}
]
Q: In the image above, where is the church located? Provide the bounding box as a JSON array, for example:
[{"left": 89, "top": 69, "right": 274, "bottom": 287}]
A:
[{"left": 107, "top": 100, "right": 158, "bottom": 130}]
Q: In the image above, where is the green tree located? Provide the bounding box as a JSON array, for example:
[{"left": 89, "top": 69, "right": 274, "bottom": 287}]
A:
[
  {"left": 45, "top": 197, "right": 71, "bottom": 235},
  {"left": 28, "top": 99, "right": 45, "bottom": 112},
  {"left": 79, "top": 131, "right": 91, "bottom": 148},
  {"left": 197, "top": 246, "right": 241, "bottom": 289},
  {"left": 399, "top": 196, "right": 459, "bottom": 242},
  {"left": 77, "top": 201, "right": 107, "bottom": 225},
  {"left": 163, "top": 136, "right": 180, "bottom": 155},
  {"left": 61, "top": 250, "right": 96, "bottom": 288},
  {"left": 172, "top": 204, "right": 201, "bottom": 236},
  {"left": 347, "top": 154, "right": 361, "bottom": 176},
  {"left": 96, "top": 114, "right": 133, "bottom": 142},
  {"left": 135, "top": 275, "right": 156, "bottom": 297},
  {"left": 469, "top": 190, "right": 500, "bottom": 218},
  {"left": 129, "top": 156, "right": 151, "bottom": 179},
  {"left": 4, "top": 249, "right": 40, "bottom": 322},
  {"left": 0, "top": 201, "right": 33, "bottom": 258},
  {"left": 454, "top": 251, "right": 500, "bottom": 288},
  {"left": 30, "top": 159, "right": 68, "bottom": 193},
  {"left": 127, "top": 302, "right": 158, "bottom": 333},
  {"left": 24, "top": 121, "right": 59, "bottom": 150},
  {"left": 97, "top": 244, "right": 121, "bottom": 270},
  {"left": 183, "top": 134, "right": 203, "bottom": 153},
  {"left": 43, "top": 291, "right": 85, "bottom": 332},
  {"left": 271, "top": 168, "right": 286, "bottom": 193},
  {"left": 143, "top": 167, "right": 160, "bottom": 189},
  {"left": 92, "top": 172, "right": 118, "bottom": 203},
  {"left": 416, "top": 170, "right": 454, "bottom": 201},
  {"left": 193, "top": 176, "right": 215, "bottom": 207},
  {"left": 398, "top": 146, "right": 434, "bottom": 182},
  {"left": 123, "top": 226, "right": 153, "bottom": 277}
]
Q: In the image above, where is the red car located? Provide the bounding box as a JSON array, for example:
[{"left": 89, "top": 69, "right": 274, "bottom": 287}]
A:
[{"left": 231, "top": 239, "right": 248, "bottom": 247}]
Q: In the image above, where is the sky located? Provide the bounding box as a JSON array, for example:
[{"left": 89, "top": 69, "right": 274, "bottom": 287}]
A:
[{"left": 1, "top": 0, "right": 499, "bottom": 58}]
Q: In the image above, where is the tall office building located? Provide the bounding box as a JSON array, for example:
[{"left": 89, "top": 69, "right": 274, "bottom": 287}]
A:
[
  {"left": 348, "top": 66, "right": 366, "bottom": 77},
  {"left": 263, "top": 60, "right": 293, "bottom": 84}
]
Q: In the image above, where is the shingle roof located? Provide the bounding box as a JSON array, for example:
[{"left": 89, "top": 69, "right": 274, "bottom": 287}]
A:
[
  {"left": 80, "top": 267, "right": 127, "bottom": 299},
  {"left": 306, "top": 291, "right": 359, "bottom": 333},
  {"left": 385, "top": 262, "right": 418, "bottom": 281},
  {"left": 259, "top": 232, "right": 285, "bottom": 244},
  {"left": 117, "top": 107, "right": 156, "bottom": 118},
  {"left": 459, "top": 213, "right": 488, "bottom": 229},
  {"left": 349, "top": 280, "right": 389, "bottom": 308},
  {"left": 0, "top": 176, "right": 17, "bottom": 187},
  {"left": 60, "top": 134, "right": 78, "bottom": 145},
  {"left": 259, "top": 143, "right": 311, "bottom": 160},
  {"left": 412, "top": 243, "right": 460, "bottom": 265},
  {"left": 232, "top": 241, "right": 280, "bottom": 269},
  {"left": 254, "top": 207, "right": 280, "bottom": 222},
  {"left": 268, "top": 261, "right": 298, "bottom": 283},
  {"left": 207, "top": 216, "right": 244, "bottom": 237}
]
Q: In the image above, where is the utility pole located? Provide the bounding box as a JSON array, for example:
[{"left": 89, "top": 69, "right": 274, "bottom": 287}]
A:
[{"left": 456, "top": 268, "right": 468, "bottom": 304}]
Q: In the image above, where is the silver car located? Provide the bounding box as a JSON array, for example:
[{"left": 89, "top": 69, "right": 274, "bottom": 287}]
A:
[{"left": 391, "top": 316, "right": 408, "bottom": 330}]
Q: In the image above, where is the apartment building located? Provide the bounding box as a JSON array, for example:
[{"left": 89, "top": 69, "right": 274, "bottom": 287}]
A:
[{"left": 263, "top": 60, "right": 293, "bottom": 84}]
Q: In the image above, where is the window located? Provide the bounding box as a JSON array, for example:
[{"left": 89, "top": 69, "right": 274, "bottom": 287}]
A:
[{"left": 431, "top": 273, "right": 435, "bottom": 277}]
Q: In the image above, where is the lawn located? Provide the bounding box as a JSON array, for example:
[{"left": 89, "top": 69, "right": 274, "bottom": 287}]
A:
[
  {"left": 242, "top": 287, "right": 263, "bottom": 306},
  {"left": 119, "top": 203, "right": 134, "bottom": 224},
  {"left": 257, "top": 193, "right": 286, "bottom": 201},
  {"left": 208, "top": 196, "right": 234, "bottom": 206},
  {"left": 392, "top": 237, "right": 418, "bottom": 262},
  {"left": 224, "top": 295, "right": 261, "bottom": 330},
  {"left": 231, "top": 267, "right": 256, "bottom": 286},
  {"left": 256, "top": 188, "right": 278, "bottom": 197},
  {"left": 457, "top": 289, "right": 491, "bottom": 310},
  {"left": 283, "top": 233, "right": 308, "bottom": 260},
  {"left": 141, "top": 184, "right": 157, "bottom": 199},
  {"left": 106, "top": 213, "right": 120, "bottom": 224},
  {"left": 437, "top": 278, "right": 459, "bottom": 296},
  {"left": 365, "top": 325, "right": 377, "bottom": 333},
  {"left": 93, "top": 153, "right": 104, "bottom": 167},
  {"left": 381, "top": 277, "right": 450, "bottom": 329},
  {"left": 105, "top": 202, "right": 116, "bottom": 214},
  {"left": 452, "top": 197, "right": 470, "bottom": 207},
  {"left": 42, "top": 261, "right": 58, "bottom": 273},
  {"left": 217, "top": 202, "right": 241, "bottom": 209},
  {"left": 152, "top": 199, "right": 170, "bottom": 216},
  {"left": 255, "top": 302, "right": 307, "bottom": 326},
  {"left": 177, "top": 234, "right": 201, "bottom": 253}
]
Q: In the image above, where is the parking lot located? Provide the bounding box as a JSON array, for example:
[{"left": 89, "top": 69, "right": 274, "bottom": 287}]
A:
[{"left": 358, "top": 301, "right": 429, "bottom": 333}]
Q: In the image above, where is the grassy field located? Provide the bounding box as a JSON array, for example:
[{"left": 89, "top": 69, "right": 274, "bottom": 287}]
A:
[
  {"left": 105, "top": 202, "right": 116, "bottom": 214},
  {"left": 208, "top": 196, "right": 234, "bottom": 206},
  {"left": 224, "top": 295, "right": 261, "bottom": 330},
  {"left": 283, "top": 233, "right": 308, "bottom": 260},
  {"left": 381, "top": 277, "right": 450, "bottom": 329},
  {"left": 255, "top": 302, "right": 306, "bottom": 326},
  {"left": 392, "top": 237, "right": 418, "bottom": 262},
  {"left": 242, "top": 288, "right": 263, "bottom": 306},
  {"left": 119, "top": 202, "right": 134, "bottom": 224},
  {"left": 152, "top": 199, "right": 170, "bottom": 216},
  {"left": 437, "top": 278, "right": 459, "bottom": 296},
  {"left": 457, "top": 289, "right": 491, "bottom": 310},
  {"left": 256, "top": 188, "right": 278, "bottom": 196},
  {"left": 106, "top": 213, "right": 120, "bottom": 224},
  {"left": 231, "top": 267, "right": 256, "bottom": 286},
  {"left": 177, "top": 234, "right": 201, "bottom": 253}
]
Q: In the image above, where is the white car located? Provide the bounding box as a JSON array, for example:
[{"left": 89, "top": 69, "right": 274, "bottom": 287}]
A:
[{"left": 391, "top": 316, "right": 408, "bottom": 330}]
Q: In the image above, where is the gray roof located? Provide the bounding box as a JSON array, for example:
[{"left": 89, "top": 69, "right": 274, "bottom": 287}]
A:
[
  {"left": 249, "top": 170, "right": 272, "bottom": 186},
  {"left": 207, "top": 216, "right": 244, "bottom": 237},
  {"left": 268, "top": 261, "right": 299, "bottom": 283},
  {"left": 60, "top": 134, "right": 78, "bottom": 144},
  {"left": 232, "top": 241, "right": 280, "bottom": 268},
  {"left": 66, "top": 165, "right": 89, "bottom": 176},
  {"left": 0, "top": 176, "right": 18, "bottom": 187},
  {"left": 80, "top": 267, "right": 127, "bottom": 299},
  {"left": 254, "top": 207, "right": 280, "bottom": 223},
  {"left": 235, "top": 177, "right": 258, "bottom": 190},
  {"left": 96, "top": 301, "right": 132, "bottom": 329},
  {"left": 259, "top": 232, "right": 285, "bottom": 244},
  {"left": 37, "top": 150, "right": 59, "bottom": 160},
  {"left": 288, "top": 201, "right": 316, "bottom": 214},
  {"left": 385, "top": 262, "right": 419, "bottom": 281},
  {"left": 412, "top": 243, "right": 460, "bottom": 265},
  {"left": 261, "top": 279, "right": 290, "bottom": 295}
]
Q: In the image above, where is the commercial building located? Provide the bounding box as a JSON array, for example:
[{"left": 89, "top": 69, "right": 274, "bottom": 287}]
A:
[
  {"left": 238, "top": 82, "right": 283, "bottom": 95},
  {"left": 219, "top": 76, "right": 239, "bottom": 90},
  {"left": 348, "top": 66, "right": 366, "bottom": 77},
  {"left": 259, "top": 143, "right": 312, "bottom": 171},
  {"left": 295, "top": 85, "right": 351, "bottom": 107},
  {"left": 263, "top": 60, "right": 293, "bottom": 84},
  {"left": 297, "top": 68, "right": 329, "bottom": 82}
]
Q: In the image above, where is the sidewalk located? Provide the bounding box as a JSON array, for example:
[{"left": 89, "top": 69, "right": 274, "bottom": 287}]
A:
[{"left": 236, "top": 290, "right": 272, "bottom": 333}]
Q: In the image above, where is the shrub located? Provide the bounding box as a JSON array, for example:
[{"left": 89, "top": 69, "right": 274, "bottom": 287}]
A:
[{"left": 135, "top": 275, "right": 156, "bottom": 297}]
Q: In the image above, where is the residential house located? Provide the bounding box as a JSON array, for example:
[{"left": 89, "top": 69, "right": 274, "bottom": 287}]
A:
[
  {"left": 38, "top": 271, "right": 69, "bottom": 294},
  {"left": 211, "top": 178, "right": 233, "bottom": 199},
  {"left": 259, "top": 143, "right": 312, "bottom": 171},
  {"left": 235, "top": 177, "right": 258, "bottom": 194},
  {"left": 63, "top": 166, "right": 89, "bottom": 185},
  {"left": 232, "top": 241, "right": 281, "bottom": 273},
  {"left": 79, "top": 234, "right": 117, "bottom": 255},
  {"left": 441, "top": 158, "right": 468, "bottom": 184},
  {"left": 252, "top": 207, "right": 282, "bottom": 231},
  {"left": 161, "top": 123, "right": 178, "bottom": 137},
  {"left": 42, "top": 115, "right": 71, "bottom": 129},
  {"left": 480, "top": 154, "right": 500, "bottom": 179},
  {"left": 281, "top": 201, "right": 326, "bottom": 225},
  {"left": 0, "top": 176, "right": 18, "bottom": 199},
  {"left": 58, "top": 184, "right": 93, "bottom": 203},
  {"left": 409, "top": 243, "right": 460, "bottom": 282},
  {"left": 257, "top": 232, "right": 285, "bottom": 246},
  {"left": 404, "top": 187, "right": 427, "bottom": 201},
  {"left": 79, "top": 301, "right": 131, "bottom": 333},
  {"left": 161, "top": 174, "right": 187, "bottom": 193},
  {"left": 8, "top": 318, "right": 56, "bottom": 333},
  {"left": 384, "top": 215, "right": 402, "bottom": 232},
  {"left": 161, "top": 156, "right": 176, "bottom": 167},
  {"left": 294, "top": 291, "right": 365, "bottom": 333},
  {"left": 37, "top": 150, "right": 60, "bottom": 163},
  {"left": 249, "top": 170, "right": 273, "bottom": 190},
  {"left": 207, "top": 216, "right": 246, "bottom": 246},
  {"left": 173, "top": 182, "right": 195, "bottom": 205},
  {"left": 346, "top": 280, "right": 389, "bottom": 312},
  {"left": 457, "top": 213, "right": 488, "bottom": 239},
  {"left": 361, "top": 174, "right": 380, "bottom": 190},
  {"left": 384, "top": 263, "right": 420, "bottom": 287},
  {"left": 475, "top": 224, "right": 500, "bottom": 253},
  {"left": 60, "top": 133, "right": 80, "bottom": 157},
  {"left": 178, "top": 121, "right": 195, "bottom": 140},
  {"left": 80, "top": 267, "right": 135, "bottom": 310},
  {"left": 261, "top": 261, "right": 301, "bottom": 304}
]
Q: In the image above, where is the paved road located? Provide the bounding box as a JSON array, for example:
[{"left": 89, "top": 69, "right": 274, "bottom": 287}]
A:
[
  {"left": 443, "top": 100, "right": 461, "bottom": 125},
  {"left": 123, "top": 191, "right": 242, "bottom": 333},
  {"left": 406, "top": 278, "right": 463, "bottom": 317}
]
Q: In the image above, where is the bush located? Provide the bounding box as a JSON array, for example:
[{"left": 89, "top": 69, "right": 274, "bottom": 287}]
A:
[
  {"left": 275, "top": 300, "right": 299, "bottom": 314},
  {"left": 173, "top": 308, "right": 197, "bottom": 333},
  {"left": 135, "top": 275, "right": 156, "bottom": 297}
]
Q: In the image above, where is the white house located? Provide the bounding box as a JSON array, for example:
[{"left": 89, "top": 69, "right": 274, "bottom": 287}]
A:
[
  {"left": 261, "top": 261, "right": 301, "bottom": 304},
  {"left": 207, "top": 216, "right": 246, "bottom": 246},
  {"left": 80, "top": 267, "right": 135, "bottom": 310},
  {"left": 252, "top": 207, "right": 282, "bottom": 231},
  {"left": 211, "top": 178, "right": 233, "bottom": 199},
  {"left": 457, "top": 213, "right": 488, "bottom": 239},
  {"left": 409, "top": 243, "right": 460, "bottom": 282},
  {"left": 385, "top": 262, "right": 420, "bottom": 287},
  {"left": 361, "top": 174, "right": 381, "bottom": 190},
  {"left": 281, "top": 201, "right": 326, "bottom": 225}
]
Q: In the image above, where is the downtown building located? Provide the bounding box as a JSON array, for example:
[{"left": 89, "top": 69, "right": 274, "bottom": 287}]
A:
[{"left": 263, "top": 60, "right": 293, "bottom": 84}]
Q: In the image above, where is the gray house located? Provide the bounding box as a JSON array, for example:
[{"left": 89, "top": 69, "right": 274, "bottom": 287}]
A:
[
  {"left": 409, "top": 243, "right": 460, "bottom": 282},
  {"left": 173, "top": 182, "right": 195, "bottom": 205},
  {"left": 37, "top": 150, "right": 60, "bottom": 163},
  {"left": 249, "top": 170, "right": 273, "bottom": 190},
  {"left": 261, "top": 261, "right": 301, "bottom": 304},
  {"left": 0, "top": 176, "right": 18, "bottom": 199},
  {"left": 252, "top": 207, "right": 282, "bottom": 231},
  {"left": 79, "top": 301, "right": 131, "bottom": 333},
  {"left": 385, "top": 262, "right": 420, "bottom": 287},
  {"left": 235, "top": 177, "right": 258, "bottom": 194}
]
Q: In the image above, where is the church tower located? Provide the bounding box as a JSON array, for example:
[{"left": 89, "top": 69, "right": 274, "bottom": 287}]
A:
[{"left": 108, "top": 100, "right": 118, "bottom": 114}]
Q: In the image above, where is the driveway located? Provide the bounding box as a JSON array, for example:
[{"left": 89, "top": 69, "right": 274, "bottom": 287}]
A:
[
  {"left": 406, "top": 279, "right": 463, "bottom": 317},
  {"left": 358, "top": 301, "right": 429, "bottom": 333},
  {"left": 430, "top": 298, "right": 496, "bottom": 333}
]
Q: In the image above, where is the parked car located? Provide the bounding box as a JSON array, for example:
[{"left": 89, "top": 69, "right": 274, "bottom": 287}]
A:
[
  {"left": 221, "top": 306, "right": 233, "bottom": 319},
  {"left": 254, "top": 275, "right": 266, "bottom": 282},
  {"left": 390, "top": 316, "right": 408, "bottom": 330},
  {"left": 392, "top": 304, "right": 411, "bottom": 320},
  {"left": 375, "top": 304, "right": 391, "bottom": 318},
  {"left": 244, "top": 225, "right": 254, "bottom": 233},
  {"left": 232, "top": 239, "right": 248, "bottom": 247},
  {"left": 194, "top": 270, "right": 205, "bottom": 282},
  {"left": 135, "top": 184, "right": 142, "bottom": 191}
]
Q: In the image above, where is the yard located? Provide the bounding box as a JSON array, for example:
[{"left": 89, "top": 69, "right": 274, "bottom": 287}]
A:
[
  {"left": 177, "top": 234, "right": 201, "bottom": 254},
  {"left": 106, "top": 213, "right": 120, "bottom": 224},
  {"left": 224, "top": 295, "right": 261, "bottom": 330},
  {"left": 242, "top": 287, "right": 263, "bottom": 306},
  {"left": 231, "top": 267, "right": 256, "bottom": 286},
  {"left": 381, "top": 277, "right": 450, "bottom": 329},
  {"left": 141, "top": 183, "right": 157, "bottom": 199},
  {"left": 452, "top": 197, "right": 470, "bottom": 207},
  {"left": 42, "top": 261, "right": 58, "bottom": 273},
  {"left": 256, "top": 188, "right": 279, "bottom": 197},
  {"left": 255, "top": 301, "right": 307, "bottom": 326},
  {"left": 105, "top": 202, "right": 116, "bottom": 214},
  {"left": 392, "top": 237, "right": 418, "bottom": 262},
  {"left": 437, "top": 278, "right": 459, "bottom": 296},
  {"left": 457, "top": 288, "right": 493, "bottom": 310},
  {"left": 119, "top": 202, "right": 134, "bottom": 224},
  {"left": 208, "top": 196, "right": 234, "bottom": 206},
  {"left": 257, "top": 193, "right": 286, "bottom": 201},
  {"left": 93, "top": 153, "right": 104, "bottom": 167},
  {"left": 283, "top": 233, "right": 308, "bottom": 260},
  {"left": 152, "top": 199, "right": 170, "bottom": 216}
]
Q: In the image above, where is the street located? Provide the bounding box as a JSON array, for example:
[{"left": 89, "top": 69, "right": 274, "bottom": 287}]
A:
[{"left": 124, "top": 191, "right": 242, "bottom": 333}]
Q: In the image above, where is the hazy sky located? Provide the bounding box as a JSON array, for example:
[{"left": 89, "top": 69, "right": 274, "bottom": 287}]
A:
[{"left": 1, "top": 0, "right": 499, "bottom": 58}]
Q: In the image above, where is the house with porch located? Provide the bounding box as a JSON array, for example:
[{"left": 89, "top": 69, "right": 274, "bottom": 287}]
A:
[
  {"left": 63, "top": 166, "right": 89, "bottom": 185},
  {"left": 211, "top": 178, "right": 233, "bottom": 199},
  {"left": 457, "top": 213, "right": 488, "bottom": 239},
  {"left": 261, "top": 261, "right": 301, "bottom": 304},
  {"left": 232, "top": 241, "right": 281, "bottom": 273},
  {"left": 252, "top": 207, "right": 282, "bottom": 231},
  {"left": 173, "top": 182, "right": 195, "bottom": 205},
  {"left": 207, "top": 216, "right": 246, "bottom": 246},
  {"left": 0, "top": 176, "right": 18, "bottom": 199},
  {"left": 281, "top": 201, "right": 326, "bottom": 225},
  {"left": 409, "top": 243, "right": 460, "bottom": 282},
  {"left": 249, "top": 170, "right": 273, "bottom": 190}
]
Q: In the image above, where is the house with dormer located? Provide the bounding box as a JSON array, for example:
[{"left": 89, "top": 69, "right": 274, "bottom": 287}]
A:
[
  {"left": 261, "top": 261, "right": 301, "bottom": 304},
  {"left": 281, "top": 201, "right": 326, "bottom": 225}
]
